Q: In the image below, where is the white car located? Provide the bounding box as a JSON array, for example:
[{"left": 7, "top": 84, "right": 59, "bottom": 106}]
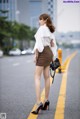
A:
[
  {"left": 26, "top": 48, "right": 33, "bottom": 55},
  {"left": 9, "top": 48, "right": 21, "bottom": 56},
  {"left": 21, "top": 48, "right": 33, "bottom": 55},
  {"left": 0, "top": 50, "right": 3, "bottom": 57},
  {"left": 21, "top": 49, "right": 27, "bottom": 55}
]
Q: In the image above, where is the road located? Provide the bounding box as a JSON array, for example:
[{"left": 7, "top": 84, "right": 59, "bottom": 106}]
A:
[{"left": 0, "top": 49, "right": 80, "bottom": 119}]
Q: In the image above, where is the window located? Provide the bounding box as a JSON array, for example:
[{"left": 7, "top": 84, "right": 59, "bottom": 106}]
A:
[
  {"left": 48, "top": 2, "right": 50, "bottom": 4},
  {"left": 0, "top": 0, "right": 8, "bottom": 3},
  {"left": 48, "top": 8, "right": 51, "bottom": 11},
  {"left": 3, "top": 0, "right": 5, "bottom": 2},
  {"left": 51, "top": 5, "right": 53, "bottom": 8}
]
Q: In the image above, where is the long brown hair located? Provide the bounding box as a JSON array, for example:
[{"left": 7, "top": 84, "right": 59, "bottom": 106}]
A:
[{"left": 39, "top": 13, "right": 55, "bottom": 33}]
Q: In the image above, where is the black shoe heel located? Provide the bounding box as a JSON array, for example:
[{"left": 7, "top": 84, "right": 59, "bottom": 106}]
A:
[
  {"left": 31, "top": 102, "right": 43, "bottom": 115},
  {"left": 42, "top": 100, "right": 50, "bottom": 110}
]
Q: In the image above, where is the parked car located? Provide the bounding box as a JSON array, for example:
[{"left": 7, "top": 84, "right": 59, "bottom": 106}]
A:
[
  {"left": 9, "top": 48, "right": 21, "bottom": 56},
  {"left": 21, "top": 49, "right": 27, "bottom": 55},
  {"left": 0, "top": 49, "right": 3, "bottom": 57},
  {"left": 21, "top": 48, "right": 33, "bottom": 55},
  {"left": 26, "top": 48, "right": 33, "bottom": 55}
]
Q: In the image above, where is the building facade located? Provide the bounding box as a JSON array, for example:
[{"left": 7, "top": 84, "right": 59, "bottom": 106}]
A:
[
  {"left": 0, "top": 0, "right": 57, "bottom": 28},
  {"left": 47, "top": 0, "right": 57, "bottom": 27},
  {"left": 0, "top": 0, "right": 18, "bottom": 21}
]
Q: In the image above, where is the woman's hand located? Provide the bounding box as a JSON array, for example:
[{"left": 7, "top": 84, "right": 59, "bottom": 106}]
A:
[
  {"left": 50, "top": 39, "right": 54, "bottom": 47},
  {"left": 34, "top": 49, "right": 39, "bottom": 63}
]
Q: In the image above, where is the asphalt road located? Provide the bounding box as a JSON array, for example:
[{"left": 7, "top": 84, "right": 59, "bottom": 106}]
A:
[{"left": 0, "top": 48, "right": 80, "bottom": 119}]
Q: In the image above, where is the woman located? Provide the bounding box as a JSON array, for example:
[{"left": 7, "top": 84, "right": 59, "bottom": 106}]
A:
[{"left": 32, "top": 13, "right": 57, "bottom": 114}]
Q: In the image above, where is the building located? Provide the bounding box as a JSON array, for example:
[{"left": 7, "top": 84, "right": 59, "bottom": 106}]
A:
[
  {"left": 0, "top": 0, "right": 57, "bottom": 28},
  {"left": 47, "top": 0, "right": 57, "bottom": 26},
  {"left": 17, "top": 0, "right": 57, "bottom": 28},
  {"left": 0, "top": 0, "right": 18, "bottom": 21}
]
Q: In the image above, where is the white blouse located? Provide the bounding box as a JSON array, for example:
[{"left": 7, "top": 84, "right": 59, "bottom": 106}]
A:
[{"left": 33, "top": 24, "right": 57, "bottom": 57}]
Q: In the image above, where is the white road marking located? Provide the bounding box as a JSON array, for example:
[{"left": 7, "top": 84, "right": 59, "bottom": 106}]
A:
[{"left": 13, "top": 63, "right": 20, "bottom": 66}]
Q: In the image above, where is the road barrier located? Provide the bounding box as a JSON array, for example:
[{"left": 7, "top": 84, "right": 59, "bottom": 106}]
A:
[{"left": 58, "top": 48, "right": 62, "bottom": 73}]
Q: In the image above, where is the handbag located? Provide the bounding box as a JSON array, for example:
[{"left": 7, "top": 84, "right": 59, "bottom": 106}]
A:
[
  {"left": 50, "top": 58, "right": 61, "bottom": 70},
  {"left": 50, "top": 58, "right": 61, "bottom": 83}
]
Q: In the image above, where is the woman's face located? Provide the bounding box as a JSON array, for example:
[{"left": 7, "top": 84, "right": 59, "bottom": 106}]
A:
[{"left": 39, "top": 18, "right": 46, "bottom": 26}]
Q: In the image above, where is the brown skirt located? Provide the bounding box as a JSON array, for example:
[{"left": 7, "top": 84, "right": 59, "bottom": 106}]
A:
[{"left": 36, "top": 46, "right": 53, "bottom": 68}]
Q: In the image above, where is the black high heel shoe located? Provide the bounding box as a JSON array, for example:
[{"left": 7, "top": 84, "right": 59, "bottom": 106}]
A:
[
  {"left": 31, "top": 102, "right": 43, "bottom": 114},
  {"left": 42, "top": 100, "right": 50, "bottom": 110}
]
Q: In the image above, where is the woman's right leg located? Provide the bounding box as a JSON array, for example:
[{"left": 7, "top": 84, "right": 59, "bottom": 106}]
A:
[
  {"left": 34, "top": 66, "right": 43, "bottom": 104},
  {"left": 43, "top": 66, "right": 50, "bottom": 102}
]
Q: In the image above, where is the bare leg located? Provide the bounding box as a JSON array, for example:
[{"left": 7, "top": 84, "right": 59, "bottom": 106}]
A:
[
  {"left": 43, "top": 66, "right": 50, "bottom": 101},
  {"left": 34, "top": 66, "right": 43, "bottom": 103}
]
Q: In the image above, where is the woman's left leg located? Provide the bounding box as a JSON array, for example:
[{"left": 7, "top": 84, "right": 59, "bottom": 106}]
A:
[{"left": 31, "top": 66, "right": 43, "bottom": 114}]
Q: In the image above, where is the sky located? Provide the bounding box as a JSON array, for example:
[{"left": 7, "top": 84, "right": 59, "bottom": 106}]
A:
[{"left": 57, "top": 0, "right": 80, "bottom": 33}]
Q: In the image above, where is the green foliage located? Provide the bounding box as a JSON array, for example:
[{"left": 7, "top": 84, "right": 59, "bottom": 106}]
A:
[{"left": 0, "top": 10, "right": 37, "bottom": 54}]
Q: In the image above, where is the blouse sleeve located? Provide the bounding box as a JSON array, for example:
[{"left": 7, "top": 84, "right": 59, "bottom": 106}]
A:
[
  {"left": 33, "top": 26, "right": 47, "bottom": 53},
  {"left": 33, "top": 37, "right": 44, "bottom": 53}
]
